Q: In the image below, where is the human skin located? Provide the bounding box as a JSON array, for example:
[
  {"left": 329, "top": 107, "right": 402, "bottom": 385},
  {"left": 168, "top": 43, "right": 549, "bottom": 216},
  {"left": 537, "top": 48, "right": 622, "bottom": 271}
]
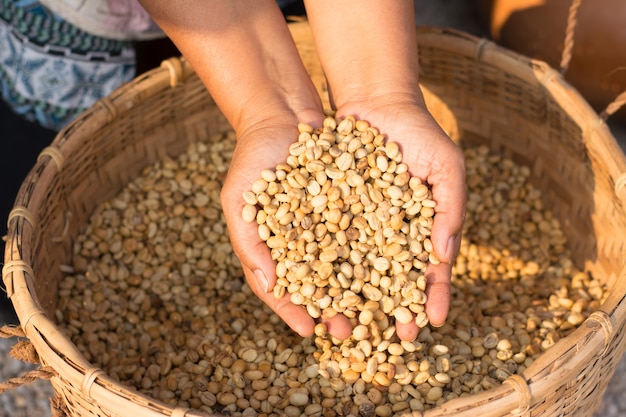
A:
[{"left": 138, "top": 0, "right": 466, "bottom": 341}]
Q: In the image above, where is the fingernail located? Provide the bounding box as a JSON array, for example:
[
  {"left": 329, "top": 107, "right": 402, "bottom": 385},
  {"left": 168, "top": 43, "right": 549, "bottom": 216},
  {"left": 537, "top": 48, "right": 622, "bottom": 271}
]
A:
[
  {"left": 254, "top": 269, "right": 271, "bottom": 293},
  {"left": 444, "top": 236, "right": 456, "bottom": 263}
]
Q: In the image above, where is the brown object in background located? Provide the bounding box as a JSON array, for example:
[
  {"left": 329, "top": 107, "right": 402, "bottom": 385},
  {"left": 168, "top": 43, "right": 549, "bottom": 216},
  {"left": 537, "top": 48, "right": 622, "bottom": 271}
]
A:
[{"left": 476, "top": 0, "right": 626, "bottom": 120}]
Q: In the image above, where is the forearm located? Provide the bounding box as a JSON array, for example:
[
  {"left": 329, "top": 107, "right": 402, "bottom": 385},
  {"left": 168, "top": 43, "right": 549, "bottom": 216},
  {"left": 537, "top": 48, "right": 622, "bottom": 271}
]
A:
[
  {"left": 304, "top": 0, "right": 422, "bottom": 110},
  {"left": 139, "top": 0, "right": 321, "bottom": 132}
]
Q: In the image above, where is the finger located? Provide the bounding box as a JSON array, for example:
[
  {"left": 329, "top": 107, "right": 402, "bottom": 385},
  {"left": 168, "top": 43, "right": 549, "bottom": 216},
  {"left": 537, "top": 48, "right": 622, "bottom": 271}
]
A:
[
  {"left": 231, "top": 224, "right": 276, "bottom": 292},
  {"left": 396, "top": 320, "right": 419, "bottom": 342},
  {"left": 430, "top": 202, "right": 465, "bottom": 266},
  {"left": 425, "top": 262, "right": 452, "bottom": 327},
  {"left": 428, "top": 153, "right": 466, "bottom": 264},
  {"left": 321, "top": 314, "right": 352, "bottom": 340},
  {"left": 224, "top": 204, "right": 277, "bottom": 292},
  {"left": 221, "top": 162, "right": 277, "bottom": 290},
  {"left": 243, "top": 265, "right": 316, "bottom": 337}
]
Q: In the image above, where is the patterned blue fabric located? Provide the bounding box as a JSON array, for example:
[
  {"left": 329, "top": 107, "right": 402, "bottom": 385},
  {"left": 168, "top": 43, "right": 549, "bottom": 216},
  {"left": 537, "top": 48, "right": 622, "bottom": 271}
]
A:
[
  {"left": 1, "top": 0, "right": 302, "bottom": 132},
  {"left": 0, "top": 0, "right": 135, "bottom": 131}
]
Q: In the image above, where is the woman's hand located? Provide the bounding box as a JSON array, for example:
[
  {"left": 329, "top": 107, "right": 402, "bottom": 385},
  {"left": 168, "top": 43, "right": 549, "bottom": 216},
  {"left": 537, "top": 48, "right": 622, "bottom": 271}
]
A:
[
  {"left": 306, "top": 0, "right": 467, "bottom": 340},
  {"left": 140, "top": 0, "right": 467, "bottom": 342},
  {"left": 139, "top": 0, "right": 352, "bottom": 339},
  {"left": 334, "top": 99, "right": 466, "bottom": 341}
]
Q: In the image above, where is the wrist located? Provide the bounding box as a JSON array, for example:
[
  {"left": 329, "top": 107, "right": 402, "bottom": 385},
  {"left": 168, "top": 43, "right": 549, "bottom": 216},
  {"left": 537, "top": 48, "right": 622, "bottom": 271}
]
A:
[
  {"left": 305, "top": 0, "right": 421, "bottom": 113},
  {"left": 142, "top": 0, "right": 323, "bottom": 135},
  {"left": 332, "top": 82, "right": 426, "bottom": 116},
  {"left": 333, "top": 86, "right": 429, "bottom": 128}
]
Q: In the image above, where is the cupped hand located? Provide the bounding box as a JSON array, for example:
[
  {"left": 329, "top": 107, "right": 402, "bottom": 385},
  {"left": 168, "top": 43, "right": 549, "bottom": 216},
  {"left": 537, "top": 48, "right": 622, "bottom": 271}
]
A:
[
  {"left": 220, "top": 109, "right": 353, "bottom": 340},
  {"left": 335, "top": 98, "right": 467, "bottom": 341}
]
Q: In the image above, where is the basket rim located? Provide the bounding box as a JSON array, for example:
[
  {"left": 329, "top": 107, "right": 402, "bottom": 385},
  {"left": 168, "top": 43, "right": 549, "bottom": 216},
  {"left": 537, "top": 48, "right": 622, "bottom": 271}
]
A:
[{"left": 3, "top": 22, "right": 626, "bottom": 417}]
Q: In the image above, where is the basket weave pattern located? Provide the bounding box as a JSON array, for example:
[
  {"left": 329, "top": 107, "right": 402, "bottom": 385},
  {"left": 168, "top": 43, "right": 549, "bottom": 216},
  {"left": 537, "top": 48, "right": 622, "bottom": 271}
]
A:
[{"left": 3, "top": 22, "right": 626, "bottom": 417}]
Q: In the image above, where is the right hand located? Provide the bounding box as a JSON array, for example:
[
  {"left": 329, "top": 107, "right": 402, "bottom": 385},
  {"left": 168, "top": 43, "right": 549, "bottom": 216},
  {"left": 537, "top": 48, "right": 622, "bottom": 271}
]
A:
[{"left": 220, "top": 107, "right": 353, "bottom": 340}]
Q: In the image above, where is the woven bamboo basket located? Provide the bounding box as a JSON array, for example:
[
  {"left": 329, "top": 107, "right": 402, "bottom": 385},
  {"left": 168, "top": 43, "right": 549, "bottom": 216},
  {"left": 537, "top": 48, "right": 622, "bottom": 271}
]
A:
[{"left": 3, "top": 21, "right": 626, "bottom": 417}]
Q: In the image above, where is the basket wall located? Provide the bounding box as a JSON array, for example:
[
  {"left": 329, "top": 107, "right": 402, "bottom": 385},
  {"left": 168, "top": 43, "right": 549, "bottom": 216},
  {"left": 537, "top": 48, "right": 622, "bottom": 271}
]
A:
[{"left": 3, "top": 21, "right": 626, "bottom": 417}]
